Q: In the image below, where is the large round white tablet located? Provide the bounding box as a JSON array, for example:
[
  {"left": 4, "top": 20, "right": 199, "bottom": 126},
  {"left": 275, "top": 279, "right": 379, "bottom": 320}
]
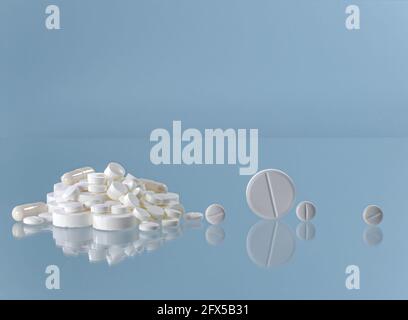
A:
[
  {"left": 52, "top": 210, "right": 93, "bottom": 228},
  {"left": 246, "top": 169, "right": 295, "bottom": 219},
  {"left": 93, "top": 213, "right": 137, "bottom": 231}
]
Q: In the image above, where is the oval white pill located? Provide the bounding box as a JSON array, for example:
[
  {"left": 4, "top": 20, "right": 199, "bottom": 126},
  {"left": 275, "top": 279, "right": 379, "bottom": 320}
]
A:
[
  {"left": 363, "top": 205, "right": 383, "bottom": 225},
  {"left": 133, "top": 207, "right": 151, "bottom": 221},
  {"left": 104, "top": 162, "right": 125, "bottom": 181},
  {"left": 139, "top": 221, "right": 160, "bottom": 232},
  {"left": 139, "top": 178, "right": 168, "bottom": 193},
  {"left": 88, "top": 184, "right": 107, "bottom": 193},
  {"left": 23, "top": 216, "right": 46, "bottom": 226},
  {"left": 162, "top": 219, "right": 179, "bottom": 228},
  {"left": 107, "top": 181, "right": 128, "bottom": 200},
  {"left": 91, "top": 203, "right": 110, "bottom": 214},
  {"left": 111, "top": 204, "right": 130, "bottom": 215},
  {"left": 164, "top": 208, "right": 182, "bottom": 219},
  {"left": 184, "top": 212, "right": 203, "bottom": 221},
  {"left": 62, "top": 185, "right": 80, "bottom": 201},
  {"left": 38, "top": 212, "right": 53, "bottom": 222},
  {"left": 52, "top": 210, "right": 93, "bottom": 228},
  {"left": 119, "top": 193, "right": 140, "bottom": 208},
  {"left": 146, "top": 205, "right": 165, "bottom": 220},
  {"left": 87, "top": 172, "right": 106, "bottom": 185},
  {"left": 12, "top": 202, "right": 48, "bottom": 222},
  {"left": 62, "top": 202, "right": 84, "bottom": 213},
  {"left": 61, "top": 167, "right": 95, "bottom": 185},
  {"left": 296, "top": 201, "right": 316, "bottom": 221},
  {"left": 93, "top": 213, "right": 137, "bottom": 231},
  {"left": 246, "top": 169, "right": 295, "bottom": 220},
  {"left": 205, "top": 204, "right": 225, "bottom": 225}
]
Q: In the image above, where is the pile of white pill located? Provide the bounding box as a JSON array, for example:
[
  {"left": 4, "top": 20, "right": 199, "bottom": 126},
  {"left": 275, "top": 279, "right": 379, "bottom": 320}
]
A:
[{"left": 12, "top": 162, "right": 226, "bottom": 232}]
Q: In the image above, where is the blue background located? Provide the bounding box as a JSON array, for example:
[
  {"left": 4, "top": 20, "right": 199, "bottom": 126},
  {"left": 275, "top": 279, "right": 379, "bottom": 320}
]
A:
[{"left": 1, "top": 1, "right": 408, "bottom": 299}]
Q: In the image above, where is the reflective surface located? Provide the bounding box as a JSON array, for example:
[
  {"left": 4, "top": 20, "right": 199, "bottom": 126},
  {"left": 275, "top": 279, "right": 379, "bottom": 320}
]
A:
[{"left": 0, "top": 137, "right": 406, "bottom": 299}]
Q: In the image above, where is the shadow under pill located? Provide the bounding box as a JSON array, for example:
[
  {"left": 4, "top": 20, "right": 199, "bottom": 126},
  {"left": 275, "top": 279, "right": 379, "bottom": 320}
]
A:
[
  {"left": 246, "top": 219, "right": 296, "bottom": 268},
  {"left": 363, "top": 226, "right": 383, "bottom": 246},
  {"left": 296, "top": 222, "right": 316, "bottom": 241}
]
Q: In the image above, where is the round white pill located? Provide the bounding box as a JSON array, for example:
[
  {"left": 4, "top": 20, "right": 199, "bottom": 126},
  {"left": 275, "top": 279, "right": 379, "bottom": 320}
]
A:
[
  {"left": 164, "top": 208, "right": 182, "bottom": 219},
  {"left": 104, "top": 162, "right": 125, "bottom": 181},
  {"left": 88, "top": 184, "right": 108, "bottom": 193},
  {"left": 91, "top": 203, "right": 110, "bottom": 214},
  {"left": 52, "top": 210, "right": 93, "bottom": 228},
  {"left": 246, "top": 220, "right": 295, "bottom": 268},
  {"left": 111, "top": 204, "right": 130, "bottom": 215},
  {"left": 363, "top": 205, "right": 383, "bottom": 225},
  {"left": 23, "top": 216, "right": 46, "bottom": 226},
  {"left": 93, "top": 213, "right": 137, "bottom": 231},
  {"left": 205, "top": 204, "right": 225, "bottom": 225},
  {"left": 166, "top": 203, "right": 185, "bottom": 214},
  {"left": 145, "top": 192, "right": 179, "bottom": 206},
  {"left": 119, "top": 192, "right": 140, "bottom": 208},
  {"left": 146, "top": 205, "right": 165, "bottom": 220},
  {"left": 296, "top": 222, "right": 316, "bottom": 241},
  {"left": 296, "top": 201, "right": 316, "bottom": 221},
  {"left": 61, "top": 185, "right": 80, "bottom": 201},
  {"left": 62, "top": 202, "right": 84, "bottom": 213},
  {"left": 139, "top": 221, "right": 160, "bottom": 232},
  {"left": 78, "top": 192, "right": 108, "bottom": 207},
  {"left": 184, "top": 212, "right": 203, "bottom": 221},
  {"left": 107, "top": 181, "right": 128, "bottom": 200},
  {"left": 133, "top": 207, "right": 151, "bottom": 221},
  {"left": 205, "top": 225, "right": 225, "bottom": 246},
  {"left": 87, "top": 172, "right": 106, "bottom": 185},
  {"left": 246, "top": 169, "right": 295, "bottom": 220},
  {"left": 39, "top": 212, "right": 53, "bottom": 222},
  {"left": 161, "top": 219, "right": 179, "bottom": 228}
]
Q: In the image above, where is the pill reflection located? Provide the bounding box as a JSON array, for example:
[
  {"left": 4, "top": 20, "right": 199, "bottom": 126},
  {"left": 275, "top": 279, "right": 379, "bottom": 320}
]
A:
[
  {"left": 296, "top": 222, "right": 316, "bottom": 241},
  {"left": 205, "top": 225, "right": 225, "bottom": 246},
  {"left": 12, "top": 222, "right": 51, "bottom": 239},
  {"left": 246, "top": 220, "right": 295, "bottom": 268},
  {"left": 363, "top": 226, "right": 383, "bottom": 246}
]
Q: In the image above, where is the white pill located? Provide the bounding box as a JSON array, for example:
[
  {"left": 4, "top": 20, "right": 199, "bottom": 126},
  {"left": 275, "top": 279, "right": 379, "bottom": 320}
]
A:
[
  {"left": 107, "top": 181, "right": 128, "bottom": 200},
  {"left": 78, "top": 192, "right": 109, "bottom": 206},
  {"left": 363, "top": 205, "right": 383, "bottom": 225},
  {"left": 133, "top": 207, "right": 152, "bottom": 221},
  {"left": 62, "top": 185, "right": 80, "bottom": 201},
  {"left": 88, "top": 184, "right": 108, "bottom": 193},
  {"left": 53, "top": 182, "right": 68, "bottom": 196},
  {"left": 87, "top": 172, "right": 106, "bottom": 185},
  {"left": 122, "top": 174, "right": 141, "bottom": 191},
  {"left": 61, "top": 167, "right": 95, "bottom": 185},
  {"left": 104, "top": 162, "right": 125, "bottom": 181},
  {"left": 184, "top": 212, "right": 203, "bottom": 221},
  {"left": 111, "top": 204, "right": 130, "bottom": 214},
  {"left": 93, "top": 213, "right": 137, "bottom": 231},
  {"left": 75, "top": 180, "right": 89, "bottom": 192},
  {"left": 205, "top": 225, "right": 225, "bottom": 246},
  {"left": 139, "top": 178, "right": 168, "bottom": 193},
  {"left": 164, "top": 208, "right": 182, "bottom": 219},
  {"left": 296, "top": 201, "right": 316, "bottom": 221},
  {"left": 139, "top": 221, "right": 160, "bottom": 232},
  {"left": 23, "top": 216, "right": 46, "bottom": 226},
  {"left": 246, "top": 169, "right": 295, "bottom": 220},
  {"left": 46, "top": 192, "right": 55, "bottom": 203},
  {"left": 146, "top": 205, "right": 165, "bottom": 220},
  {"left": 166, "top": 203, "right": 186, "bottom": 214},
  {"left": 47, "top": 201, "right": 59, "bottom": 213},
  {"left": 145, "top": 192, "right": 179, "bottom": 206},
  {"left": 12, "top": 202, "right": 48, "bottom": 222},
  {"left": 53, "top": 210, "right": 93, "bottom": 228},
  {"left": 62, "top": 202, "right": 84, "bottom": 213},
  {"left": 119, "top": 193, "right": 140, "bottom": 208},
  {"left": 39, "top": 212, "right": 53, "bottom": 222},
  {"left": 91, "top": 203, "right": 110, "bottom": 214},
  {"left": 205, "top": 204, "right": 225, "bottom": 225},
  {"left": 162, "top": 219, "right": 179, "bottom": 228}
]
